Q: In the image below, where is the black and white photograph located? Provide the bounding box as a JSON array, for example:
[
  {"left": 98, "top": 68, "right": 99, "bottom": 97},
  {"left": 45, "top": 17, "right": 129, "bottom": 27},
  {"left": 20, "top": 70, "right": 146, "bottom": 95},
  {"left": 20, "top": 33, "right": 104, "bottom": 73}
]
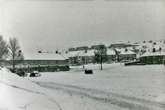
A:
[{"left": 0, "top": 0, "right": 165, "bottom": 110}]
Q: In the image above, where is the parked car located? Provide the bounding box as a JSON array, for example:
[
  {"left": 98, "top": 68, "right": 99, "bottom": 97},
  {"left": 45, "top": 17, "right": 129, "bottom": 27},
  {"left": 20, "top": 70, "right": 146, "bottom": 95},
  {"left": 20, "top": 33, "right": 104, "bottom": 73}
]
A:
[
  {"left": 85, "top": 69, "right": 93, "bottom": 74},
  {"left": 30, "top": 71, "right": 41, "bottom": 77}
]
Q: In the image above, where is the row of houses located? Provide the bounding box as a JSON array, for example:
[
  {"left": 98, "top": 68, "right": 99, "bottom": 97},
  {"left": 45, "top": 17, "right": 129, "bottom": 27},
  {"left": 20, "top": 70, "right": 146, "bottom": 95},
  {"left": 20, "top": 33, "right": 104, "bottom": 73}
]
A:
[
  {"left": 62, "top": 48, "right": 137, "bottom": 65},
  {"left": 69, "top": 43, "right": 139, "bottom": 51},
  {"left": 2, "top": 48, "right": 164, "bottom": 73},
  {"left": 1, "top": 41, "right": 165, "bottom": 72},
  {"left": 69, "top": 44, "right": 107, "bottom": 51},
  {"left": 66, "top": 42, "right": 165, "bottom": 65}
]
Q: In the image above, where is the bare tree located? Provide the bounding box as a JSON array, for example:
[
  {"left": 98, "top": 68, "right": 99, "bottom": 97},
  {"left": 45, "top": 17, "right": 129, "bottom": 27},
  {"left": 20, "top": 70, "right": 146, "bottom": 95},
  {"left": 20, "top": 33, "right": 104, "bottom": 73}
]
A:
[
  {"left": 0, "top": 36, "right": 9, "bottom": 61},
  {"left": 8, "top": 37, "right": 23, "bottom": 69},
  {"left": 95, "top": 44, "right": 107, "bottom": 70}
]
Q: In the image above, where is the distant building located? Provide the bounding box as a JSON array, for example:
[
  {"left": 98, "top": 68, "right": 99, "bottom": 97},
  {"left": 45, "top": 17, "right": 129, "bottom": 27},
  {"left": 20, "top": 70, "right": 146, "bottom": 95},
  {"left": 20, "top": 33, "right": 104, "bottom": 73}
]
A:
[
  {"left": 78, "top": 50, "right": 95, "bottom": 64},
  {"left": 62, "top": 51, "right": 81, "bottom": 65},
  {"left": 139, "top": 51, "right": 165, "bottom": 64},
  {"left": 125, "top": 43, "right": 139, "bottom": 48},
  {"left": 63, "top": 50, "right": 95, "bottom": 65},
  {"left": 118, "top": 50, "right": 136, "bottom": 62},
  {"left": 106, "top": 49, "right": 116, "bottom": 63},
  {"left": 108, "top": 43, "right": 138, "bottom": 49},
  {"left": 76, "top": 46, "right": 89, "bottom": 51},
  {"left": 21, "top": 53, "right": 69, "bottom": 72},
  {"left": 90, "top": 45, "right": 99, "bottom": 50},
  {"left": 68, "top": 48, "right": 76, "bottom": 51},
  {"left": 108, "top": 43, "right": 125, "bottom": 49},
  {"left": 90, "top": 44, "right": 106, "bottom": 50}
]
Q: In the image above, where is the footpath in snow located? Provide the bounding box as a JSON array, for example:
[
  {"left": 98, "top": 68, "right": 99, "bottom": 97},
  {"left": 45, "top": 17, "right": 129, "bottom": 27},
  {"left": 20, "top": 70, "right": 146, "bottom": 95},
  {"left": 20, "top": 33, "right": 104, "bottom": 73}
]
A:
[{"left": 0, "top": 67, "right": 61, "bottom": 110}]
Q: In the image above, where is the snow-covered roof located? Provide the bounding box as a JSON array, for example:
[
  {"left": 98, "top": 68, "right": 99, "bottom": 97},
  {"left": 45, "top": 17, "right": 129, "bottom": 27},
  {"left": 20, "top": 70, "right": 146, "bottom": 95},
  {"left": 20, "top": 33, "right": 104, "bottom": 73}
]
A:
[
  {"left": 24, "top": 53, "right": 66, "bottom": 60},
  {"left": 120, "top": 51, "right": 136, "bottom": 55},
  {"left": 78, "top": 50, "right": 95, "bottom": 57},
  {"left": 140, "top": 51, "right": 165, "bottom": 57},
  {"left": 61, "top": 52, "right": 73, "bottom": 59},
  {"left": 115, "top": 48, "right": 125, "bottom": 52},
  {"left": 107, "top": 49, "right": 116, "bottom": 55},
  {"left": 126, "top": 47, "right": 134, "bottom": 51},
  {"left": 60, "top": 53, "right": 69, "bottom": 60},
  {"left": 67, "top": 50, "right": 84, "bottom": 57},
  {"left": 64, "top": 50, "right": 96, "bottom": 57}
]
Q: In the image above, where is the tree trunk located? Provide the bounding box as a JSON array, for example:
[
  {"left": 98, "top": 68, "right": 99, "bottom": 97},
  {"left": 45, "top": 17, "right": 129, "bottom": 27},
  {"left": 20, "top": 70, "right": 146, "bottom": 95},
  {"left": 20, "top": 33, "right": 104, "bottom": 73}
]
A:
[
  {"left": 12, "top": 54, "right": 15, "bottom": 70},
  {"left": 101, "top": 53, "right": 102, "bottom": 70},
  {"left": 13, "top": 60, "right": 15, "bottom": 70}
]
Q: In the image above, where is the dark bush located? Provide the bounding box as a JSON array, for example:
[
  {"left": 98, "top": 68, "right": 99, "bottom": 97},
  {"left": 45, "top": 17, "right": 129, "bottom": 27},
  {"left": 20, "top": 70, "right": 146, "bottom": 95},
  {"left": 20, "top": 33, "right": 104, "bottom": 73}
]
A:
[
  {"left": 16, "top": 70, "right": 27, "bottom": 77},
  {"left": 9, "top": 69, "right": 16, "bottom": 73}
]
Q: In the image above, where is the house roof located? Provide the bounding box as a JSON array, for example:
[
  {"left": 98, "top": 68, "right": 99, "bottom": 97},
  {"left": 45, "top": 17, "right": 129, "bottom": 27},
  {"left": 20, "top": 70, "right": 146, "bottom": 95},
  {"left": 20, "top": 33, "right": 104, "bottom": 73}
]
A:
[
  {"left": 115, "top": 48, "right": 125, "bottom": 52},
  {"left": 24, "top": 53, "right": 66, "bottom": 60},
  {"left": 68, "top": 50, "right": 84, "bottom": 57},
  {"left": 78, "top": 50, "right": 95, "bottom": 56},
  {"left": 107, "top": 49, "right": 116, "bottom": 55},
  {"left": 140, "top": 51, "right": 165, "bottom": 57},
  {"left": 60, "top": 53, "right": 69, "bottom": 60},
  {"left": 120, "top": 50, "right": 136, "bottom": 55},
  {"left": 64, "top": 50, "right": 95, "bottom": 57},
  {"left": 61, "top": 52, "right": 72, "bottom": 58}
]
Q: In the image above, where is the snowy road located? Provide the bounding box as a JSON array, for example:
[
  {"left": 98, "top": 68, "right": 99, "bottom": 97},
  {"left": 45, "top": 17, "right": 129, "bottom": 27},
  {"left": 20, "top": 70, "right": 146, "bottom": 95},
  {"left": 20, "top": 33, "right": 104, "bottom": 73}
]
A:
[
  {"left": 33, "top": 81, "right": 165, "bottom": 110},
  {"left": 30, "top": 64, "right": 165, "bottom": 110}
]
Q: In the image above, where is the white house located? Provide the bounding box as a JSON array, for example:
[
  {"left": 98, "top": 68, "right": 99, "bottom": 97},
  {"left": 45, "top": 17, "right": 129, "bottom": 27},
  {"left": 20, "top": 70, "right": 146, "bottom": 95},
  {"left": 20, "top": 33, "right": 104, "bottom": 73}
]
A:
[{"left": 106, "top": 49, "right": 116, "bottom": 63}]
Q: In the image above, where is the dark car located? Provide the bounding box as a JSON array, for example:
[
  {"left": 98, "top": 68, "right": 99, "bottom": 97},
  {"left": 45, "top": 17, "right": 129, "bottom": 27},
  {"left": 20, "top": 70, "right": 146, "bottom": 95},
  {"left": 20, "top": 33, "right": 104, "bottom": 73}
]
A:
[{"left": 85, "top": 69, "right": 93, "bottom": 74}]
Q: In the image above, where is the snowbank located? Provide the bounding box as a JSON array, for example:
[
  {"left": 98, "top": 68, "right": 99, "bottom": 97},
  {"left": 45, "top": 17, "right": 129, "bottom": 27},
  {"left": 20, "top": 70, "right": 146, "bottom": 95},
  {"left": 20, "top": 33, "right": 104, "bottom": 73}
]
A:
[{"left": 0, "top": 67, "right": 61, "bottom": 110}]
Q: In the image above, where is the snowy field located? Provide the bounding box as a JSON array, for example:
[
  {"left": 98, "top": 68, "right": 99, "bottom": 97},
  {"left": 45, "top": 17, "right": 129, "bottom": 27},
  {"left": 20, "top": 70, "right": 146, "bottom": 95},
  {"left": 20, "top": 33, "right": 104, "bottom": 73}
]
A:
[
  {"left": 30, "top": 63, "right": 165, "bottom": 110},
  {"left": 1, "top": 63, "right": 165, "bottom": 110}
]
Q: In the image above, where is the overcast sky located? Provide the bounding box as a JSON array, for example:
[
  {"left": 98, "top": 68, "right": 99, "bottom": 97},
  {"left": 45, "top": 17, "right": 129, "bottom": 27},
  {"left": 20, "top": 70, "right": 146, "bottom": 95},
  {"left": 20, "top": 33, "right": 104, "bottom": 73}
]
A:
[{"left": 0, "top": 0, "right": 165, "bottom": 53}]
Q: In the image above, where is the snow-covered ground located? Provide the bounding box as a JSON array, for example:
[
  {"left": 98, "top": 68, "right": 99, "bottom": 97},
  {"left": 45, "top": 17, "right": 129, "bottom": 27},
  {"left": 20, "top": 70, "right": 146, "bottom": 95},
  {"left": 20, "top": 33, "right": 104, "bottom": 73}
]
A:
[
  {"left": 30, "top": 63, "right": 165, "bottom": 110},
  {"left": 1, "top": 63, "right": 165, "bottom": 110}
]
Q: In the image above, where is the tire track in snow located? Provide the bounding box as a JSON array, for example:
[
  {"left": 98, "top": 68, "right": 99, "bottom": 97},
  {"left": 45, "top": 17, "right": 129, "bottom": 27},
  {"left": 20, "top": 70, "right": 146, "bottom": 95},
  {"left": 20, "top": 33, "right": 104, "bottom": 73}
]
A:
[
  {"left": 34, "top": 81, "right": 165, "bottom": 110},
  {"left": 18, "top": 102, "right": 34, "bottom": 110}
]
